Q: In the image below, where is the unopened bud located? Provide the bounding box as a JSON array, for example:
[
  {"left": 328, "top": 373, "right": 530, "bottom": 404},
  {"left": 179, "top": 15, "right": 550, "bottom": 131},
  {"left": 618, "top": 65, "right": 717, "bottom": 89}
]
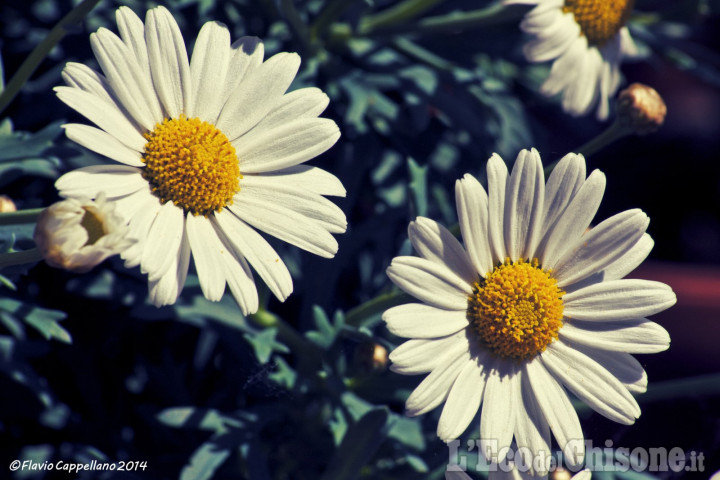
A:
[
  {"left": 34, "top": 193, "right": 133, "bottom": 273},
  {"left": 353, "top": 342, "right": 389, "bottom": 373},
  {"left": 616, "top": 83, "right": 667, "bottom": 135},
  {"left": 551, "top": 469, "right": 572, "bottom": 480},
  {"left": 0, "top": 195, "right": 17, "bottom": 212}
]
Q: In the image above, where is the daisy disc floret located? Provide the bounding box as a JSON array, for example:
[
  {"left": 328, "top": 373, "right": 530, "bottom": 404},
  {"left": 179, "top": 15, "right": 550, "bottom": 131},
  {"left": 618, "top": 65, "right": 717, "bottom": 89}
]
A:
[
  {"left": 504, "top": 0, "right": 638, "bottom": 120},
  {"left": 384, "top": 149, "right": 675, "bottom": 475},
  {"left": 54, "top": 6, "right": 346, "bottom": 311}
]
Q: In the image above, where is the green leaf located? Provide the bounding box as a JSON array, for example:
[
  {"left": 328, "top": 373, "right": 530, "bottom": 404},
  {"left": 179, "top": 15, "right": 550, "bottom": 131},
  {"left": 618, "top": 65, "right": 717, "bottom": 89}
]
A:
[
  {"left": 156, "top": 407, "right": 244, "bottom": 434},
  {"left": 321, "top": 408, "right": 388, "bottom": 480},
  {"left": 267, "top": 356, "right": 297, "bottom": 389},
  {"left": 407, "top": 157, "right": 428, "bottom": 218},
  {"left": 0, "top": 297, "right": 70, "bottom": 343},
  {"left": 305, "top": 305, "right": 345, "bottom": 348},
  {"left": 243, "top": 327, "right": 289, "bottom": 364},
  {"left": 180, "top": 437, "right": 232, "bottom": 480}
]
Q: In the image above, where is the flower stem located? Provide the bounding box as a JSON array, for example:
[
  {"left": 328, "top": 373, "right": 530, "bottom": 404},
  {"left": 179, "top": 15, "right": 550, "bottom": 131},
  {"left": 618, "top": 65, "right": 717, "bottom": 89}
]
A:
[
  {"left": 279, "top": 0, "right": 314, "bottom": 54},
  {"left": 249, "top": 307, "right": 321, "bottom": 365},
  {"left": 310, "top": 0, "right": 361, "bottom": 40},
  {"left": 358, "top": 0, "right": 447, "bottom": 35},
  {"left": 0, "top": 0, "right": 102, "bottom": 116},
  {"left": 0, "top": 208, "right": 43, "bottom": 226},
  {"left": 345, "top": 290, "right": 413, "bottom": 327},
  {"left": 0, "top": 248, "right": 42, "bottom": 269}
]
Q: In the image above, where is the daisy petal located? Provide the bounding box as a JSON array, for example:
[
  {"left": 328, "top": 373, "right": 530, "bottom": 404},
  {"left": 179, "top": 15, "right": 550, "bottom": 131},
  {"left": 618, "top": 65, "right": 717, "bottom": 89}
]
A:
[
  {"left": 409, "top": 217, "right": 477, "bottom": 285},
  {"left": 146, "top": 6, "right": 193, "bottom": 118},
  {"left": 256, "top": 165, "right": 345, "bottom": 197},
  {"left": 455, "top": 173, "right": 493, "bottom": 276},
  {"left": 554, "top": 209, "right": 649, "bottom": 287},
  {"left": 235, "top": 118, "right": 340, "bottom": 173},
  {"left": 121, "top": 193, "right": 161, "bottom": 268},
  {"left": 63, "top": 124, "right": 144, "bottom": 166},
  {"left": 186, "top": 214, "right": 227, "bottom": 301},
  {"left": 568, "top": 343, "right": 648, "bottom": 393},
  {"left": 515, "top": 370, "right": 551, "bottom": 476},
  {"left": 389, "top": 331, "right": 470, "bottom": 375},
  {"left": 116, "top": 7, "right": 150, "bottom": 78},
  {"left": 217, "top": 52, "right": 300, "bottom": 141},
  {"left": 560, "top": 318, "right": 671, "bottom": 354},
  {"left": 148, "top": 226, "right": 190, "bottom": 306},
  {"left": 542, "top": 342, "right": 640, "bottom": 424},
  {"left": 213, "top": 211, "right": 293, "bottom": 302},
  {"left": 56, "top": 165, "right": 146, "bottom": 198},
  {"left": 61, "top": 62, "right": 116, "bottom": 106},
  {"left": 563, "top": 279, "right": 677, "bottom": 321},
  {"left": 383, "top": 303, "right": 469, "bottom": 339},
  {"left": 189, "top": 21, "right": 231, "bottom": 121},
  {"left": 218, "top": 37, "right": 264, "bottom": 114},
  {"left": 405, "top": 349, "right": 469, "bottom": 416},
  {"left": 541, "top": 153, "right": 586, "bottom": 237},
  {"left": 253, "top": 87, "right": 330, "bottom": 132},
  {"left": 487, "top": 154, "right": 508, "bottom": 262},
  {"left": 504, "top": 148, "right": 544, "bottom": 261},
  {"left": 141, "top": 201, "right": 184, "bottom": 281},
  {"left": 540, "top": 169, "right": 605, "bottom": 268},
  {"left": 480, "top": 362, "right": 517, "bottom": 463},
  {"left": 437, "top": 351, "right": 490, "bottom": 441},
  {"left": 222, "top": 249, "right": 258, "bottom": 315},
  {"left": 526, "top": 359, "right": 585, "bottom": 467},
  {"left": 387, "top": 256, "right": 473, "bottom": 310}
]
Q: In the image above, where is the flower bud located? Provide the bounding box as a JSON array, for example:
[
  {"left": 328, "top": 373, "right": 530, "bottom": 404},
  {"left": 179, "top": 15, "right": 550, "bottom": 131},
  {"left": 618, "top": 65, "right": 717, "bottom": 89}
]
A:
[
  {"left": 34, "top": 193, "right": 133, "bottom": 273},
  {"left": 616, "top": 83, "right": 667, "bottom": 135},
  {"left": 0, "top": 195, "right": 17, "bottom": 212}
]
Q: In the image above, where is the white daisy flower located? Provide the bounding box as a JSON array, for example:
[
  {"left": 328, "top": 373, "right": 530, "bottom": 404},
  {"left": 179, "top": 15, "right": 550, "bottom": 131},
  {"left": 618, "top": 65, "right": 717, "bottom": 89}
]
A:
[
  {"left": 505, "top": 0, "right": 638, "bottom": 120},
  {"left": 54, "top": 6, "right": 346, "bottom": 311},
  {"left": 384, "top": 149, "right": 675, "bottom": 474},
  {"left": 34, "top": 192, "right": 133, "bottom": 273}
]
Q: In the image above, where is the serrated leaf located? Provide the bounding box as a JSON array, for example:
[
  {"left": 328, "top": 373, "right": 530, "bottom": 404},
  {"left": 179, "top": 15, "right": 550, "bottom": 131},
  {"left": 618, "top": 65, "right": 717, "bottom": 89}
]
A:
[
  {"left": 156, "top": 407, "right": 244, "bottom": 434},
  {"left": 180, "top": 437, "right": 232, "bottom": 480},
  {"left": 0, "top": 298, "right": 70, "bottom": 343},
  {"left": 243, "top": 327, "right": 289, "bottom": 364},
  {"left": 267, "top": 357, "right": 297, "bottom": 389}
]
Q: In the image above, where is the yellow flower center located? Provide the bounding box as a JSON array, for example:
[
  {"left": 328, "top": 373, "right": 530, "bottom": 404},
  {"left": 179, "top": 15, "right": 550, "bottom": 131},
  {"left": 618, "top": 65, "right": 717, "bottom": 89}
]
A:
[
  {"left": 467, "top": 258, "right": 565, "bottom": 361},
  {"left": 80, "top": 207, "right": 106, "bottom": 246},
  {"left": 563, "top": 0, "right": 634, "bottom": 48},
  {"left": 142, "top": 115, "right": 241, "bottom": 216}
]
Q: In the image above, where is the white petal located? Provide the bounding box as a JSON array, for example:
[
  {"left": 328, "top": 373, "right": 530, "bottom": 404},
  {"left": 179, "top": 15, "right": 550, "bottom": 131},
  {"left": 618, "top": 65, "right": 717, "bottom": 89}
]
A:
[
  {"left": 217, "top": 52, "right": 300, "bottom": 141},
  {"left": 121, "top": 192, "right": 161, "bottom": 268},
  {"left": 437, "top": 351, "right": 490, "bottom": 441},
  {"left": 146, "top": 6, "right": 193, "bottom": 118},
  {"left": 61, "top": 62, "right": 116, "bottom": 106},
  {"left": 480, "top": 362, "right": 517, "bottom": 463},
  {"left": 213, "top": 211, "right": 293, "bottom": 302},
  {"left": 228, "top": 199, "right": 338, "bottom": 258},
  {"left": 90, "top": 28, "right": 162, "bottom": 130},
  {"left": 383, "top": 303, "right": 469, "bottom": 339},
  {"left": 54, "top": 86, "right": 147, "bottom": 151},
  {"left": 539, "top": 169, "right": 605, "bottom": 269},
  {"left": 540, "top": 35, "right": 587, "bottom": 97},
  {"left": 116, "top": 6, "right": 151, "bottom": 78},
  {"left": 253, "top": 87, "right": 330, "bottom": 132},
  {"left": 405, "top": 349, "right": 469, "bottom": 416},
  {"left": 486, "top": 154, "right": 508, "bottom": 262},
  {"left": 387, "top": 256, "right": 473, "bottom": 310},
  {"left": 235, "top": 117, "right": 340, "bottom": 173},
  {"left": 559, "top": 318, "right": 671, "bottom": 354},
  {"left": 141, "top": 201, "right": 184, "bottom": 281},
  {"left": 541, "top": 153, "right": 586, "bottom": 238},
  {"left": 542, "top": 342, "right": 640, "bottom": 424},
  {"left": 218, "top": 37, "right": 264, "bottom": 117},
  {"left": 504, "top": 148, "right": 544, "bottom": 261},
  {"left": 63, "top": 124, "right": 144, "bottom": 166},
  {"left": 554, "top": 209, "right": 649, "bottom": 287},
  {"left": 238, "top": 175, "right": 346, "bottom": 233},
  {"left": 255, "top": 165, "right": 345, "bottom": 197},
  {"left": 455, "top": 173, "right": 493, "bottom": 277},
  {"left": 56, "top": 165, "right": 146, "bottom": 198},
  {"left": 389, "top": 331, "right": 470, "bottom": 375},
  {"left": 148, "top": 226, "right": 191, "bottom": 306},
  {"left": 563, "top": 279, "right": 676, "bottom": 321},
  {"left": 189, "top": 21, "right": 231, "bottom": 121},
  {"left": 409, "top": 217, "right": 477, "bottom": 286},
  {"left": 523, "top": 12, "right": 578, "bottom": 62},
  {"left": 568, "top": 343, "right": 648, "bottom": 393},
  {"left": 186, "top": 214, "right": 227, "bottom": 301},
  {"left": 222, "top": 249, "right": 259, "bottom": 315},
  {"left": 601, "top": 233, "right": 654, "bottom": 281},
  {"left": 515, "top": 370, "right": 551, "bottom": 476},
  {"left": 525, "top": 359, "right": 585, "bottom": 467}
]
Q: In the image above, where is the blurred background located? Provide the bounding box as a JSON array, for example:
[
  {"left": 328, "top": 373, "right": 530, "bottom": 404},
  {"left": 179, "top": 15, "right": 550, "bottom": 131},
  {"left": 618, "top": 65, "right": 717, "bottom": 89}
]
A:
[{"left": 0, "top": 0, "right": 719, "bottom": 479}]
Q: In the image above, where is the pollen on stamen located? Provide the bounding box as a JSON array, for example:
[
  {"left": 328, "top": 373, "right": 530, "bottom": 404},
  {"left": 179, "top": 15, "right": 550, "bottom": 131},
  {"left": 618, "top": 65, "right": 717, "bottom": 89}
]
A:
[
  {"left": 141, "top": 115, "right": 241, "bottom": 217},
  {"left": 563, "top": 0, "right": 635, "bottom": 48},
  {"left": 467, "top": 258, "right": 565, "bottom": 361}
]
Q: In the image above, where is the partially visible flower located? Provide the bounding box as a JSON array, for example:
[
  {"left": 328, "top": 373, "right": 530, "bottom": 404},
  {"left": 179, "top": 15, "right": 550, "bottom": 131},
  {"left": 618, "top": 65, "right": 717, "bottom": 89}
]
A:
[
  {"left": 54, "top": 6, "right": 345, "bottom": 311},
  {"left": 0, "top": 195, "right": 17, "bottom": 212},
  {"left": 34, "top": 193, "right": 133, "bottom": 273},
  {"left": 505, "top": 0, "right": 638, "bottom": 120},
  {"left": 616, "top": 83, "right": 667, "bottom": 135},
  {"left": 384, "top": 149, "right": 675, "bottom": 475}
]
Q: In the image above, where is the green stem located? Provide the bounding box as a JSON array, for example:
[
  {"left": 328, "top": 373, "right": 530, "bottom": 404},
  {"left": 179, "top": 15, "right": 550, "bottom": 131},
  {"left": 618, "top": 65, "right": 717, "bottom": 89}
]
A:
[
  {"left": 544, "top": 120, "right": 631, "bottom": 176},
  {"left": 392, "top": 37, "right": 456, "bottom": 72},
  {"left": 310, "top": 0, "right": 361, "bottom": 41},
  {"left": 345, "top": 290, "right": 413, "bottom": 327},
  {"left": 0, "top": 0, "right": 102, "bottom": 116},
  {"left": 359, "top": 0, "right": 446, "bottom": 35},
  {"left": 365, "top": 2, "right": 518, "bottom": 37},
  {"left": 0, "top": 208, "right": 43, "bottom": 226},
  {"left": 249, "top": 307, "right": 321, "bottom": 364},
  {"left": 279, "top": 0, "right": 314, "bottom": 54},
  {"left": 0, "top": 248, "right": 42, "bottom": 269}
]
